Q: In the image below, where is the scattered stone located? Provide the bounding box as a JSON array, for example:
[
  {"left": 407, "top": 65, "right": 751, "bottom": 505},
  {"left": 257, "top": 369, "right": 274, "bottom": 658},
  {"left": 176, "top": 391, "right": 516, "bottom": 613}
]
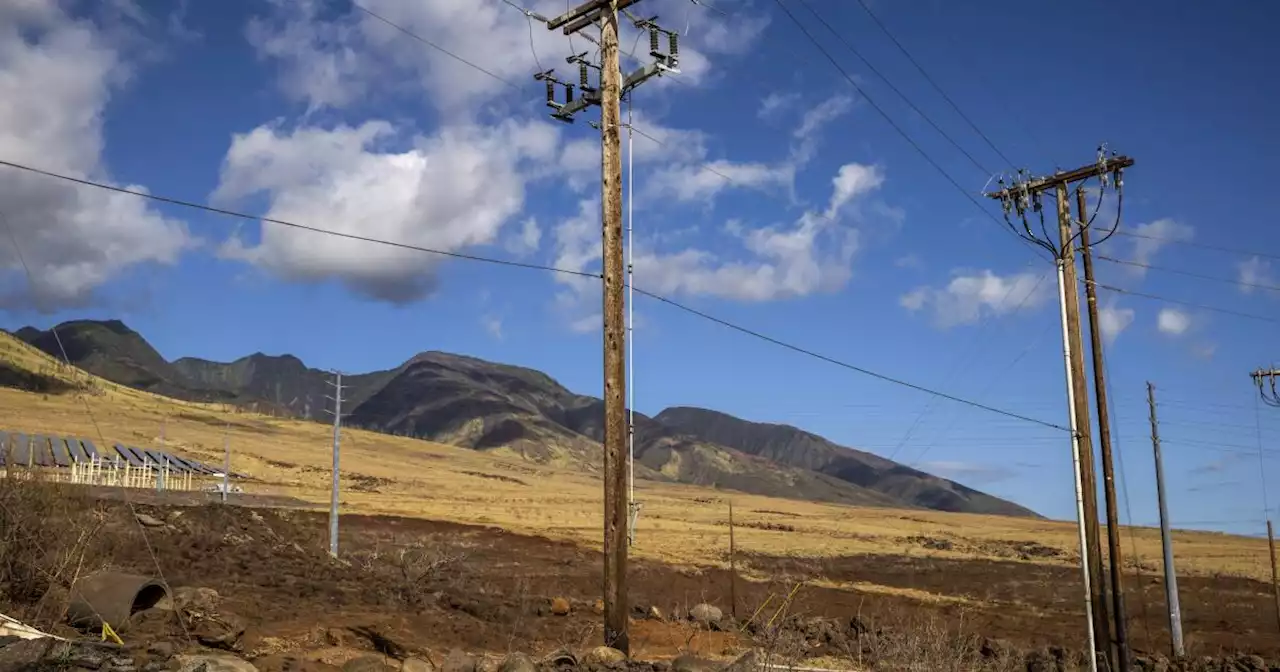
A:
[
  {"left": 592, "top": 599, "right": 605, "bottom": 615},
  {"left": 646, "top": 606, "right": 664, "bottom": 622},
  {"left": 343, "top": 654, "right": 398, "bottom": 672},
  {"left": 193, "top": 612, "right": 247, "bottom": 651},
  {"left": 581, "top": 647, "right": 626, "bottom": 666},
  {"left": 688, "top": 604, "right": 722, "bottom": 628},
  {"left": 172, "top": 653, "right": 258, "bottom": 672},
  {"left": 136, "top": 513, "right": 167, "bottom": 528},
  {"left": 324, "top": 628, "right": 352, "bottom": 648},
  {"left": 441, "top": 650, "right": 477, "bottom": 672},
  {"left": 252, "top": 654, "right": 343, "bottom": 672},
  {"left": 148, "top": 642, "right": 176, "bottom": 659},
  {"left": 721, "top": 650, "right": 762, "bottom": 672},
  {"left": 541, "top": 650, "right": 577, "bottom": 669},
  {"left": 402, "top": 658, "right": 435, "bottom": 672},
  {"left": 549, "top": 598, "right": 571, "bottom": 616},
  {"left": 498, "top": 653, "right": 536, "bottom": 672},
  {"left": 669, "top": 654, "right": 714, "bottom": 672}
]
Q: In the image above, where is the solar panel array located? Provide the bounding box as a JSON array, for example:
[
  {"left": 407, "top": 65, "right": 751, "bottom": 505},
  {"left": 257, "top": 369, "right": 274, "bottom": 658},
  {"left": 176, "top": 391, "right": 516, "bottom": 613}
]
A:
[{"left": 0, "top": 429, "right": 242, "bottom": 477}]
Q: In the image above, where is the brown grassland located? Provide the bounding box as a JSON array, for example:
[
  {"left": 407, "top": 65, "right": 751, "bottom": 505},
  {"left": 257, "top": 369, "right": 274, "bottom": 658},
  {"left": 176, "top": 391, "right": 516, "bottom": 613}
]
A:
[{"left": 4, "top": 330, "right": 1280, "bottom": 664}]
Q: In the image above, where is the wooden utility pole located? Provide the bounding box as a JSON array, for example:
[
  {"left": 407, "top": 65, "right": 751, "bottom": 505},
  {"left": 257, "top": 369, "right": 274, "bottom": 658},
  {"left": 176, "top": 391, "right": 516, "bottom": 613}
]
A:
[
  {"left": 1148, "top": 382, "right": 1184, "bottom": 658},
  {"left": 542, "top": 1, "right": 674, "bottom": 655},
  {"left": 729, "top": 501, "right": 738, "bottom": 620},
  {"left": 1269, "top": 520, "right": 1280, "bottom": 637},
  {"left": 1078, "top": 189, "right": 1131, "bottom": 672},
  {"left": 986, "top": 154, "right": 1134, "bottom": 672},
  {"left": 1056, "top": 184, "right": 1111, "bottom": 668}
]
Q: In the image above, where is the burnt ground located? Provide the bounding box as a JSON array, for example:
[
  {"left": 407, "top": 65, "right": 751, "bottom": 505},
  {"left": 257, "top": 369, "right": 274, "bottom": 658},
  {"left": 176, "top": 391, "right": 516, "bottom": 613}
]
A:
[{"left": 4, "top": 489, "right": 1279, "bottom": 670}]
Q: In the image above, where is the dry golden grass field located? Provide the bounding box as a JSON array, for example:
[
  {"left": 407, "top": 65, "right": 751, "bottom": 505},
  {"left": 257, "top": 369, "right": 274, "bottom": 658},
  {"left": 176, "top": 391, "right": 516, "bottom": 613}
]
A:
[{"left": 1, "top": 329, "right": 1272, "bottom": 586}]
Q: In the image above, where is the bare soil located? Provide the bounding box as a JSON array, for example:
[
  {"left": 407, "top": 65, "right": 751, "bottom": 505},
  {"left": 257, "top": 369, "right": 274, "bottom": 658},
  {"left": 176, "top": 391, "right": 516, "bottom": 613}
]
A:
[{"left": 5, "top": 490, "right": 1278, "bottom": 669}]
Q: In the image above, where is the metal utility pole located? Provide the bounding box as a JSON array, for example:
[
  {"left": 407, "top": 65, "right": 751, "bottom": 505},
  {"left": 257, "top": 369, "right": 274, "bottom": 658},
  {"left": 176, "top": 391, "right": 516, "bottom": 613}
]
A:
[
  {"left": 987, "top": 152, "right": 1133, "bottom": 672},
  {"left": 1148, "top": 382, "right": 1184, "bottom": 658},
  {"left": 221, "top": 425, "right": 231, "bottom": 504},
  {"left": 541, "top": 0, "right": 675, "bottom": 654},
  {"left": 1078, "top": 189, "right": 1131, "bottom": 672},
  {"left": 326, "top": 371, "right": 343, "bottom": 558}
]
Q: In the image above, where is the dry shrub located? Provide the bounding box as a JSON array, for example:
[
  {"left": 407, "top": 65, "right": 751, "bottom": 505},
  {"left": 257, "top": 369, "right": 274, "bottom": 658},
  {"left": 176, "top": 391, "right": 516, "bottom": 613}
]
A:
[{"left": 0, "top": 471, "right": 112, "bottom": 628}]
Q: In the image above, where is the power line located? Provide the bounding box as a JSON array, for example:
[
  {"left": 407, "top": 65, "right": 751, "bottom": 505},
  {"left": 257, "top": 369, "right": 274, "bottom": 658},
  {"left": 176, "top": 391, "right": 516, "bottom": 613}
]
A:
[
  {"left": 0, "top": 159, "right": 601, "bottom": 280},
  {"left": 632, "top": 286, "right": 1070, "bottom": 432},
  {"left": 792, "top": 0, "right": 996, "bottom": 176},
  {"left": 1089, "top": 280, "right": 1280, "bottom": 324},
  {"left": 354, "top": 3, "right": 523, "bottom": 91},
  {"left": 0, "top": 158, "right": 1069, "bottom": 433},
  {"left": 1096, "top": 254, "right": 1280, "bottom": 293},
  {"left": 767, "top": 0, "right": 1042, "bottom": 258},
  {"left": 847, "top": 0, "right": 1020, "bottom": 169},
  {"left": 1112, "top": 229, "right": 1280, "bottom": 263}
]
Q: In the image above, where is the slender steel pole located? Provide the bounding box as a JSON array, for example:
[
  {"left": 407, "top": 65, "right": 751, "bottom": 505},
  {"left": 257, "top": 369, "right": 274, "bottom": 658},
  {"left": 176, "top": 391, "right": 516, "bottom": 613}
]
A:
[
  {"left": 329, "top": 372, "right": 342, "bottom": 558},
  {"left": 1148, "top": 382, "right": 1183, "bottom": 657},
  {"left": 1057, "top": 256, "right": 1098, "bottom": 672}
]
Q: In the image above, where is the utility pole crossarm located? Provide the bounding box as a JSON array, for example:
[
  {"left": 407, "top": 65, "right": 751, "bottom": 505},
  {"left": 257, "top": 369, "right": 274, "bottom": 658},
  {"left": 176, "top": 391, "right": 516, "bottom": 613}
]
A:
[
  {"left": 983, "top": 156, "right": 1136, "bottom": 200},
  {"left": 547, "top": 0, "right": 642, "bottom": 33}
]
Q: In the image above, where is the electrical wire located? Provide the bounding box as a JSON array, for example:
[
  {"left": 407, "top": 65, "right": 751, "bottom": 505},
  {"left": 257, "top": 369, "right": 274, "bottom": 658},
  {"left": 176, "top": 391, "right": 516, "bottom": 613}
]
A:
[
  {"left": 1096, "top": 255, "right": 1280, "bottom": 294},
  {"left": 792, "top": 0, "right": 995, "bottom": 176},
  {"left": 1088, "top": 280, "right": 1280, "bottom": 324},
  {"left": 1112, "top": 230, "right": 1280, "bottom": 263},
  {"left": 0, "top": 209, "right": 194, "bottom": 645},
  {"left": 0, "top": 158, "right": 1070, "bottom": 433},
  {"left": 0, "top": 159, "right": 601, "bottom": 280},
  {"left": 848, "top": 0, "right": 1019, "bottom": 169},
  {"left": 1254, "top": 394, "right": 1273, "bottom": 522},
  {"left": 631, "top": 286, "right": 1070, "bottom": 431},
  {"left": 767, "top": 0, "right": 1043, "bottom": 259}
]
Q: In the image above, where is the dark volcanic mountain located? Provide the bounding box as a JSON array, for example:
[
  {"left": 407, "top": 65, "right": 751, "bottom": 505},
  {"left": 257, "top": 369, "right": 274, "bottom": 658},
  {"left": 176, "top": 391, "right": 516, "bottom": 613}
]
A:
[
  {"left": 654, "top": 406, "right": 1037, "bottom": 517},
  {"left": 13, "top": 318, "right": 1036, "bottom": 516}
]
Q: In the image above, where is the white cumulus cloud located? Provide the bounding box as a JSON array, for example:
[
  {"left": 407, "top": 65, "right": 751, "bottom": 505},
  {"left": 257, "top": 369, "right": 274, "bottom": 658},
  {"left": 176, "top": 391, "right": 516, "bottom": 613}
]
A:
[
  {"left": 901, "top": 269, "right": 1051, "bottom": 328},
  {"left": 0, "top": 1, "right": 192, "bottom": 311},
  {"left": 1096, "top": 303, "right": 1135, "bottom": 343},
  {"left": 1237, "top": 256, "right": 1277, "bottom": 295},
  {"left": 212, "top": 118, "right": 565, "bottom": 302},
  {"left": 1156, "top": 307, "right": 1191, "bottom": 336},
  {"left": 1126, "top": 218, "right": 1193, "bottom": 275}
]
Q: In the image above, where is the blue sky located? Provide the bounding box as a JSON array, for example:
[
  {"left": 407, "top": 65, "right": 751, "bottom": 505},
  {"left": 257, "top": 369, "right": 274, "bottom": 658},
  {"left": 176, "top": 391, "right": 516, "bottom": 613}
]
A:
[{"left": 1, "top": 0, "right": 1278, "bottom": 531}]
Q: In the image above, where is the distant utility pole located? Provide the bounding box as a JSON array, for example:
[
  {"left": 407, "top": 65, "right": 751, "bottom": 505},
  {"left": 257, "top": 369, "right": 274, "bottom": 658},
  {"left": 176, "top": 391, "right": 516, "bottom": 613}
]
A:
[
  {"left": 1147, "top": 382, "right": 1184, "bottom": 658},
  {"left": 1269, "top": 521, "right": 1280, "bottom": 638},
  {"left": 540, "top": 0, "right": 676, "bottom": 655},
  {"left": 325, "top": 371, "right": 344, "bottom": 558},
  {"left": 1078, "top": 189, "right": 1131, "bottom": 672},
  {"left": 222, "top": 424, "right": 231, "bottom": 505},
  {"left": 987, "top": 151, "right": 1134, "bottom": 672}
]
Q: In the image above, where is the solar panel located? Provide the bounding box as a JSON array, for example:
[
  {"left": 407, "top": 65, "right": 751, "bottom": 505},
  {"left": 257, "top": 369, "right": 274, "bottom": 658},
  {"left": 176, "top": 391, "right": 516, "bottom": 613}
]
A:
[
  {"left": 167, "top": 455, "right": 198, "bottom": 473},
  {"left": 12, "top": 433, "right": 29, "bottom": 466},
  {"left": 50, "top": 438, "right": 71, "bottom": 467},
  {"left": 65, "top": 438, "right": 87, "bottom": 462},
  {"left": 80, "top": 439, "right": 100, "bottom": 460},
  {"left": 114, "top": 444, "right": 143, "bottom": 467},
  {"left": 31, "top": 436, "right": 52, "bottom": 467},
  {"left": 143, "top": 450, "right": 166, "bottom": 468}
]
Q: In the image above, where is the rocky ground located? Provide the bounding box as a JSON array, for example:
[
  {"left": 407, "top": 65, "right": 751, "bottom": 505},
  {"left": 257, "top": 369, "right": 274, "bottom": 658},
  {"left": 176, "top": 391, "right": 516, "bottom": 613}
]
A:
[{"left": 2, "top": 487, "right": 1278, "bottom": 672}]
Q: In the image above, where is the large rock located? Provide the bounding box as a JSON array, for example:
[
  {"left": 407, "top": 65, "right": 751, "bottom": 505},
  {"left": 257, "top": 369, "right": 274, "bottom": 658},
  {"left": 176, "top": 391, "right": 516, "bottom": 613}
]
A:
[
  {"left": 173, "top": 654, "right": 259, "bottom": 672},
  {"left": 0, "top": 638, "right": 54, "bottom": 670},
  {"left": 688, "top": 604, "right": 722, "bottom": 628},
  {"left": 402, "top": 659, "right": 435, "bottom": 672},
  {"left": 343, "top": 655, "right": 398, "bottom": 672},
  {"left": 581, "top": 647, "right": 626, "bottom": 666},
  {"left": 193, "top": 612, "right": 247, "bottom": 651},
  {"left": 498, "top": 653, "right": 536, "bottom": 672},
  {"left": 441, "top": 650, "right": 478, "bottom": 672},
  {"left": 669, "top": 654, "right": 715, "bottom": 672}
]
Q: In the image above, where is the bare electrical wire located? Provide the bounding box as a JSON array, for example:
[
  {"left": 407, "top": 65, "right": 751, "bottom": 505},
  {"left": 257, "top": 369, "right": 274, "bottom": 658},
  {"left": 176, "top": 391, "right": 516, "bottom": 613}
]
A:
[
  {"left": 0, "top": 209, "right": 194, "bottom": 645},
  {"left": 0, "top": 159, "right": 1069, "bottom": 433},
  {"left": 848, "top": 0, "right": 1019, "bottom": 169},
  {"left": 792, "top": 0, "right": 995, "bottom": 176},
  {"left": 767, "top": 0, "right": 1041, "bottom": 258},
  {"left": 1112, "top": 230, "right": 1280, "bottom": 263},
  {"left": 1088, "top": 280, "right": 1280, "bottom": 324},
  {"left": 1096, "top": 254, "right": 1280, "bottom": 293}
]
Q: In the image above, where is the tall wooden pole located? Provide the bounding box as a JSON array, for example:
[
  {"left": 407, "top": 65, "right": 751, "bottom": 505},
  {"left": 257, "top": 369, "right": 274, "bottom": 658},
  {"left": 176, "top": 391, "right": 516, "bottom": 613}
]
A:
[
  {"left": 1078, "top": 189, "right": 1131, "bottom": 672},
  {"left": 729, "top": 501, "right": 738, "bottom": 620},
  {"left": 1268, "top": 520, "right": 1280, "bottom": 637},
  {"left": 1058, "top": 184, "right": 1111, "bottom": 667},
  {"left": 600, "top": 0, "right": 630, "bottom": 655},
  {"left": 1148, "top": 382, "right": 1184, "bottom": 657}
]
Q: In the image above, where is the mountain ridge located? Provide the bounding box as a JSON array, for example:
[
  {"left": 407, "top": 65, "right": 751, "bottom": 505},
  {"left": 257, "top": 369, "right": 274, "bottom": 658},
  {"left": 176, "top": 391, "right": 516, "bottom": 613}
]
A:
[{"left": 11, "top": 319, "right": 1038, "bottom": 517}]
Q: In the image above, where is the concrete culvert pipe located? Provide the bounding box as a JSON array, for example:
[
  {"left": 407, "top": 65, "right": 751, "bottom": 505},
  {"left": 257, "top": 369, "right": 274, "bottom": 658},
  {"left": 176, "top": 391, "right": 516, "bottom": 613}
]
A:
[{"left": 67, "top": 572, "right": 170, "bottom": 633}]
